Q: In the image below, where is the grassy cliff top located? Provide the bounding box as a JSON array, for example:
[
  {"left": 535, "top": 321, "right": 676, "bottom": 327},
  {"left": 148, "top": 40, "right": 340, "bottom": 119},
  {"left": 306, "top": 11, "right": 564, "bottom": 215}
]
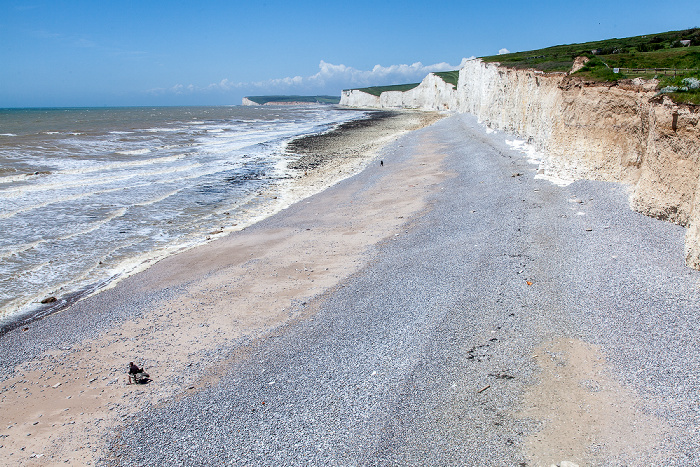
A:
[
  {"left": 433, "top": 71, "right": 459, "bottom": 88},
  {"left": 481, "top": 28, "right": 700, "bottom": 73},
  {"left": 347, "top": 83, "right": 421, "bottom": 97},
  {"left": 482, "top": 28, "right": 700, "bottom": 104},
  {"left": 245, "top": 95, "right": 340, "bottom": 105}
]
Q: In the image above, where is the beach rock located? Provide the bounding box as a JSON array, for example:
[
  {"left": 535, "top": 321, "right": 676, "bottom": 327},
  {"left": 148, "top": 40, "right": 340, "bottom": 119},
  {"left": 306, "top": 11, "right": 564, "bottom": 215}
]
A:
[
  {"left": 560, "top": 462, "right": 580, "bottom": 467},
  {"left": 40, "top": 297, "right": 57, "bottom": 304}
]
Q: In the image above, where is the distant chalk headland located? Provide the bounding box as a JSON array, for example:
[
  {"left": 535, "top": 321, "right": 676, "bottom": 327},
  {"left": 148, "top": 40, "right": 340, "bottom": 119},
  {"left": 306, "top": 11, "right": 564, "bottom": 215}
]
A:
[{"left": 242, "top": 95, "right": 341, "bottom": 106}]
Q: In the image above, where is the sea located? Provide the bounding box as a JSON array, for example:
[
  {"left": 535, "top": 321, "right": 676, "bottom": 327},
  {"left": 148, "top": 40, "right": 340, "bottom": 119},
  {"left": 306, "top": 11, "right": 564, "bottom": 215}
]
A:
[{"left": 0, "top": 105, "right": 367, "bottom": 330}]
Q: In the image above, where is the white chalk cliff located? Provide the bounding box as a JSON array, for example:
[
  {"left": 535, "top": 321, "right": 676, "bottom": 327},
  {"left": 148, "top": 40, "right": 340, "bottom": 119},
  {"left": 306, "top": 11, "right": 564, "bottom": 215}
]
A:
[
  {"left": 341, "top": 73, "right": 457, "bottom": 110},
  {"left": 340, "top": 59, "right": 700, "bottom": 269}
]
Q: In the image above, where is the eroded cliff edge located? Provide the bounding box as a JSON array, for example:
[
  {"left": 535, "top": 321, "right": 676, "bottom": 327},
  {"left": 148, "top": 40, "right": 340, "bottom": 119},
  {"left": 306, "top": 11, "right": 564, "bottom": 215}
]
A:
[
  {"left": 457, "top": 59, "right": 700, "bottom": 268},
  {"left": 341, "top": 59, "right": 700, "bottom": 268}
]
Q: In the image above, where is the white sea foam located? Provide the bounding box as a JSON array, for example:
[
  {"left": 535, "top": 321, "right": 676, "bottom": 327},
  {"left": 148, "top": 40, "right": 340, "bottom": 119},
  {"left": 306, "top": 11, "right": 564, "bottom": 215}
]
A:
[
  {"left": 2, "top": 153, "right": 189, "bottom": 182},
  {"left": 0, "top": 105, "right": 367, "bottom": 322},
  {"left": 145, "top": 127, "right": 186, "bottom": 133},
  {"left": 0, "top": 172, "right": 52, "bottom": 185},
  {"left": 0, "top": 207, "right": 128, "bottom": 261},
  {"left": 0, "top": 163, "right": 202, "bottom": 198},
  {"left": 0, "top": 238, "right": 48, "bottom": 261},
  {"left": 115, "top": 148, "right": 151, "bottom": 156},
  {"left": 133, "top": 187, "right": 184, "bottom": 207}
]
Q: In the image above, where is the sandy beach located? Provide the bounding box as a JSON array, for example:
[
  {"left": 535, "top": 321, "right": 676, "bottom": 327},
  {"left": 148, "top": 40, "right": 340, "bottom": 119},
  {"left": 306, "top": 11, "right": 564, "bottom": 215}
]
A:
[
  {"left": 0, "top": 109, "right": 444, "bottom": 465},
  {"left": 2, "top": 111, "right": 700, "bottom": 466}
]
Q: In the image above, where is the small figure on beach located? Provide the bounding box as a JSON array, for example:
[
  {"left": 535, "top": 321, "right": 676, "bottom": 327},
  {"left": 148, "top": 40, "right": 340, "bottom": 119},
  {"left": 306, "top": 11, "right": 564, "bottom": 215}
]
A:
[
  {"left": 128, "top": 361, "right": 151, "bottom": 384},
  {"left": 380, "top": 160, "right": 384, "bottom": 167}
]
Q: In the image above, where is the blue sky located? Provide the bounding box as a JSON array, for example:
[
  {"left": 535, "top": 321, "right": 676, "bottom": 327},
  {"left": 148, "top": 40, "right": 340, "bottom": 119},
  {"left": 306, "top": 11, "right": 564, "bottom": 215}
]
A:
[{"left": 1, "top": 0, "right": 698, "bottom": 107}]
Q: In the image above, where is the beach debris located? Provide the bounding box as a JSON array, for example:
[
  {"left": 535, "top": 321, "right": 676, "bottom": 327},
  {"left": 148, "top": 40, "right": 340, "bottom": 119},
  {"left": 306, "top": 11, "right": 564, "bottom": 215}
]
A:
[
  {"left": 51, "top": 383, "right": 61, "bottom": 388},
  {"left": 526, "top": 281, "right": 533, "bottom": 286},
  {"left": 585, "top": 227, "right": 593, "bottom": 231},
  {"left": 489, "top": 371, "right": 515, "bottom": 380},
  {"left": 466, "top": 342, "right": 493, "bottom": 362},
  {"left": 128, "top": 362, "right": 151, "bottom": 385},
  {"left": 511, "top": 172, "right": 522, "bottom": 177},
  {"left": 477, "top": 385, "right": 491, "bottom": 393},
  {"left": 40, "top": 296, "right": 57, "bottom": 304}
]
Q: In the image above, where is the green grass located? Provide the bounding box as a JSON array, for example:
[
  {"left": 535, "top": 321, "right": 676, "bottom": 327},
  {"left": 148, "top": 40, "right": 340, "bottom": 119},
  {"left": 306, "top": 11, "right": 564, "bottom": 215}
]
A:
[
  {"left": 600, "top": 47, "right": 700, "bottom": 70},
  {"left": 482, "top": 28, "right": 700, "bottom": 104},
  {"left": 351, "top": 83, "right": 421, "bottom": 97},
  {"left": 433, "top": 70, "right": 459, "bottom": 88},
  {"left": 657, "top": 73, "right": 700, "bottom": 104},
  {"left": 245, "top": 95, "right": 340, "bottom": 105},
  {"left": 482, "top": 28, "right": 700, "bottom": 76},
  {"left": 574, "top": 56, "right": 628, "bottom": 81}
]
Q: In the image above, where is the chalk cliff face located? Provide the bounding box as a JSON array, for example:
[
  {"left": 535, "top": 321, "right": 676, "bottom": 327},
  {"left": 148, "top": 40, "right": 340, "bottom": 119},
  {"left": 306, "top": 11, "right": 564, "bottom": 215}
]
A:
[
  {"left": 340, "top": 73, "right": 457, "bottom": 110},
  {"left": 457, "top": 59, "right": 700, "bottom": 268},
  {"left": 341, "top": 59, "right": 700, "bottom": 268},
  {"left": 340, "top": 89, "right": 381, "bottom": 108}
]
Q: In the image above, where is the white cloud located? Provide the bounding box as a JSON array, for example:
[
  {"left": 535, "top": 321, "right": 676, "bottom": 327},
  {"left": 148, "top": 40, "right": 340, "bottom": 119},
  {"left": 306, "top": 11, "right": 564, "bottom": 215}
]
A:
[
  {"left": 498, "top": 48, "right": 510, "bottom": 55},
  {"left": 152, "top": 58, "right": 473, "bottom": 97}
]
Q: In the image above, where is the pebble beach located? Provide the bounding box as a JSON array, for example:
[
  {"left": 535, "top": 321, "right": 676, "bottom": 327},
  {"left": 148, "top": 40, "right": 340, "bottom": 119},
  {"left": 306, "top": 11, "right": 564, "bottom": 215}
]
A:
[{"left": 1, "top": 111, "right": 699, "bottom": 466}]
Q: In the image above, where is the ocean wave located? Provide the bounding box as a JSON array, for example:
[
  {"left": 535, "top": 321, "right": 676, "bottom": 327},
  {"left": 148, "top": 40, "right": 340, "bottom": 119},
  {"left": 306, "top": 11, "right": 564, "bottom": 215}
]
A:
[
  {"left": 44, "top": 153, "right": 187, "bottom": 176},
  {"left": 0, "top": 162, "right": 202, "bottom": 198},
  {"left": 0, "top": 207, "right": 128, "bottom": 261},
  {"left": 0, "top": 185, "right": 130, "bottom": 220},
  {"left": 115, "top": 148, "right": 151, "bottom": 156},
  {"left": 0, "top": 238, "right": 47, "bottom": 261},
  {"left": 0, "top": 105, "right": 369, "bottom": 323},
  {"left": 0, "top": 172, "right": 52, "bottom": 185},
  {"left": 145, "top": 127, "right": 187, "bottom": 133},
  {"left": 133, "top": 187, "right": 184, "bottom": 207}
]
